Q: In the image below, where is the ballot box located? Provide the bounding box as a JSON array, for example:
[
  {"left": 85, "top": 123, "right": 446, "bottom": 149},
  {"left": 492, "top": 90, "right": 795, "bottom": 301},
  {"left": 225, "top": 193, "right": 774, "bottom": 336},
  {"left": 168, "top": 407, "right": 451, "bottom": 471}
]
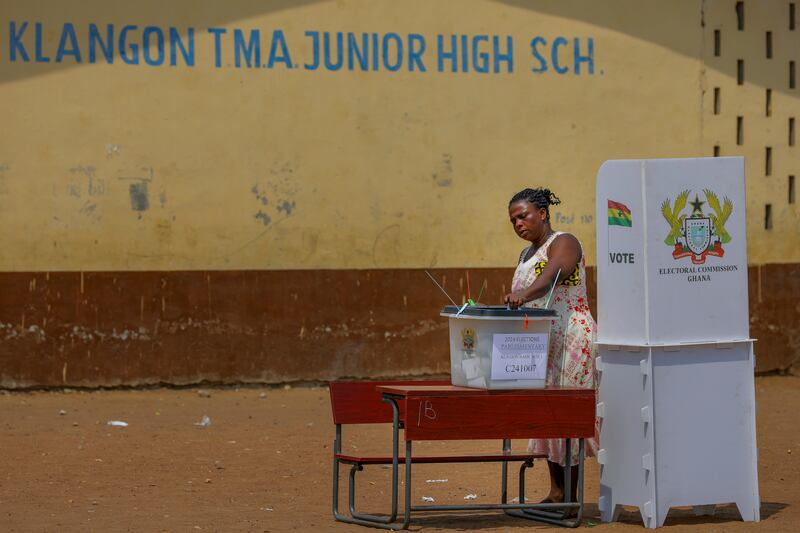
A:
[
  {"left": 595, "top": 157, "right": 760, "bottom": 528},
  {"left": 441, "top": 306, "right": 556, "bottom": 389}
]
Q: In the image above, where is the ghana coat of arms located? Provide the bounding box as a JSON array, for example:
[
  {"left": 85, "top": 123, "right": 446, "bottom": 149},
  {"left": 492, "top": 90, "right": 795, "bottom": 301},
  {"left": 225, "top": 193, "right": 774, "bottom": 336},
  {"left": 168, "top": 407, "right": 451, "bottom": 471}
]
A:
[{"left": 661, "top": 189, "right": 733, "bottom": 265}]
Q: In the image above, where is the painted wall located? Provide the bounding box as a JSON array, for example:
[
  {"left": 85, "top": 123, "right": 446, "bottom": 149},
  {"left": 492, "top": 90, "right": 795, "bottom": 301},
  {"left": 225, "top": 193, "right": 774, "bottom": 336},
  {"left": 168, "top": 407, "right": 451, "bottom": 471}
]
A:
[
  {"left": 1, "top": 0, "right": 709, "bottom": 271},
  {"left": 1, "top": 0, "right": 798, "bottom": 386}
]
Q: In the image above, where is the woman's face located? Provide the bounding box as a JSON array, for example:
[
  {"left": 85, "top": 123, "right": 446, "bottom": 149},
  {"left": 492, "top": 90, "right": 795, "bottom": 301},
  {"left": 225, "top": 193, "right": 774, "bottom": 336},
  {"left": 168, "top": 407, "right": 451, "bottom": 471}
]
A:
[{"left": 509, "top": 200, "right": 548, "bottom": 242}]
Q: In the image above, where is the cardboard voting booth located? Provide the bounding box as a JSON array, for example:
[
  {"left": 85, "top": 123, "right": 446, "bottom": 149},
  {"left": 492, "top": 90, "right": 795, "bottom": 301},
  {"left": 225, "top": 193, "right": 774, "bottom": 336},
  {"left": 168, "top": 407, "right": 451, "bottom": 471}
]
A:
[{"left": 595, "top": 157, "right": 760, "bottom": 528}]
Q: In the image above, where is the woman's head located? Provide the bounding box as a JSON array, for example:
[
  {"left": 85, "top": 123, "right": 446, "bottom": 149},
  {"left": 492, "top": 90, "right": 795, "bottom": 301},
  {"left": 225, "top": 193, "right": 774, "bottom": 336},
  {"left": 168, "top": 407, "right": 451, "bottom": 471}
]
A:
[
  {"left": 508, "top": 187, "right": 561, "bottom": 242},
  {"left": 508, "top": 188, "right": 561, "bottom": 219}
]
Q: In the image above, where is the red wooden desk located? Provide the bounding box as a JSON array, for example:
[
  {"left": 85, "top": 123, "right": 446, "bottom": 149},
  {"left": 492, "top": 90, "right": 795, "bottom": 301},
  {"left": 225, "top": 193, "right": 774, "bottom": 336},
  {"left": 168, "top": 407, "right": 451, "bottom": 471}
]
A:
[{"left": 333, "top": 383, "right": 595, "bottom": 530}]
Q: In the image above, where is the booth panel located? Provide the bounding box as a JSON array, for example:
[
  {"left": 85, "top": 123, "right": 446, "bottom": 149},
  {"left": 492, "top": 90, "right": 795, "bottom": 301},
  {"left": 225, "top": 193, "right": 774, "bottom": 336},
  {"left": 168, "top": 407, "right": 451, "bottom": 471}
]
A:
[
  {"left": 595, "top": 160, "right": 648, "bottom": 344},
  {"left": 651, "top": 343, "right": 759, "bottom": 523},
  {"left": 643, "top": 157, "right": 750, "bottom": 344},
  {"left": 597, "top": 348, "right": 656, "bottom": 524}
]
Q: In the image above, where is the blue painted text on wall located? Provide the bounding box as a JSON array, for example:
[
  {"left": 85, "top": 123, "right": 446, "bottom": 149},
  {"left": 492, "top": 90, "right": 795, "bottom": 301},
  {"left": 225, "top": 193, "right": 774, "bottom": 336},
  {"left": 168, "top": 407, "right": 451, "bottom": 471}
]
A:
[{"left": 6, "top": 22, "right": 596, "bottom": 76}]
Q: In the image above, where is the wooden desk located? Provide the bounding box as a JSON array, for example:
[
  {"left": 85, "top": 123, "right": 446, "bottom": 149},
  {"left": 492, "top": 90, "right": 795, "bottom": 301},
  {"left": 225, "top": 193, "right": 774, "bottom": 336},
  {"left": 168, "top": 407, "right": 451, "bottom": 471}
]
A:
[{"left": 339, "top": 384, "right": 595, "bottom": 529}]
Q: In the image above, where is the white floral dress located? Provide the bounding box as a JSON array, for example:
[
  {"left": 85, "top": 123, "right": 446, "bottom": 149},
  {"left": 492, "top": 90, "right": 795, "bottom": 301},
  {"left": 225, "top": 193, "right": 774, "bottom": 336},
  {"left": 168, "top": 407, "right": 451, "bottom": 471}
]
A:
[{"left": 511, "top": 231, "right": 599, "bottom": 466}]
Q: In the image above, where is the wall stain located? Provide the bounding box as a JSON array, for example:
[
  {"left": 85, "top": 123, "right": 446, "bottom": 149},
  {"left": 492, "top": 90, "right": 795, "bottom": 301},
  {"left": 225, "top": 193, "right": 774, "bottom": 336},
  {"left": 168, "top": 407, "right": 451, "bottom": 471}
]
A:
[
  {"left": 277, "top": 200, "right": 296, "bottom": 215},
  {"left": 68, "top": 165, "right": 106, "bottom": 198},
  {"left": 129, "top": 182, "right": 149, "bottom": 211},
  {"left": 0, "top": 164, "right": 9, "bottom": 195},
  {"left": 251, "top": 164, "right": 299, "bottom": 226},
  {"left": 155, "top": 219, "right": 172, "bottom": 244},
  {"left": 372, "top": 224, "right": 401, "bottom": 267},
  {"left": 78, "top": 201, "right": 100, "bottom": 221},
  {"left": 251, "top": 184, "right": 269, "bottom": 205},
  {"left": 432, "top": 153, "right": 453, "bottom": 187},
  {"left": 254, "top": 210, "right": 271, "bottom": 225},
  {"left": 300, "top": 230, "right": 320, "bottom": 263}
]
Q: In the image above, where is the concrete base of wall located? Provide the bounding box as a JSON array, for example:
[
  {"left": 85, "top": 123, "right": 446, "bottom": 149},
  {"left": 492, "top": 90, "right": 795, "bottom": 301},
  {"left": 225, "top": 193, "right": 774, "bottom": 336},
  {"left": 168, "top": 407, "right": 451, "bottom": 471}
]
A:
[{"left": 0, "top": 265, "right": 797, "bottom": 388}]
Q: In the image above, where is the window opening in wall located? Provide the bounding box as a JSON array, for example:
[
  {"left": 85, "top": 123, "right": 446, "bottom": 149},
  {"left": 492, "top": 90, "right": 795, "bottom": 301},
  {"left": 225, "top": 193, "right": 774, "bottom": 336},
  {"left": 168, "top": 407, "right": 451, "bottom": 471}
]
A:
[
  {"left": 766, "top": 31, "right": 773, "bottom": 58},
  {"left": 764, "top": 204, "right": 772, "bottom": 230},
  {"left": 714, "top": 87, "right": 721, "bottom": 114},
  {"left": 766, "top": 89, "right": 772, "bottom": 116},
  {"left": 714, "top": 30, "right": 721, "bottom": 56},
  {"left": 714, "top": 145, "right": 721, "bottom": 157},
  {"left": 792, "top": 3, "right": 797, "bottom": 31},
  {"left": 737, "top": 59, "right": 744, "bottom": 84},
  {"left": 736, "top": 2, "right": 745, "bottom": 31},
  {"left": 737, "top": 116, "right": 744, "bottom": 145},
  {"left": 790, "top": 175, "right": 796, "bottom": 204},
  {"left": 790, "top": 118, "right": 796, "bottom": 146},
  {"left": 766, "top": 147, "right": 773, "bottom": 175},
  {"left": 791, "top": 61, "right": 796, "bottom": 89}
]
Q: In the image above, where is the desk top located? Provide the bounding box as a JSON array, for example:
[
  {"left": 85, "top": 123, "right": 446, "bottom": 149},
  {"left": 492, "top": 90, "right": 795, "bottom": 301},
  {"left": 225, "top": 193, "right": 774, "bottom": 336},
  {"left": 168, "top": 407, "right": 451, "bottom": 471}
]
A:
[
  {"left": 377, "top": 384, "right": 594, "bottom": 398},
  {"left": 377, "top": 384, "right": 596, "bottom": 440}
]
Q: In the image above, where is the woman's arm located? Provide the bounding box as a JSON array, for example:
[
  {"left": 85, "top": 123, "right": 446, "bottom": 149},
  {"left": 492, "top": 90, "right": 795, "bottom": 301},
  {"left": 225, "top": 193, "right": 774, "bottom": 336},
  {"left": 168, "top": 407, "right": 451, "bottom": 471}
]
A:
[{"left": 504, "top": 234, "right": 582, "bottom": 308}]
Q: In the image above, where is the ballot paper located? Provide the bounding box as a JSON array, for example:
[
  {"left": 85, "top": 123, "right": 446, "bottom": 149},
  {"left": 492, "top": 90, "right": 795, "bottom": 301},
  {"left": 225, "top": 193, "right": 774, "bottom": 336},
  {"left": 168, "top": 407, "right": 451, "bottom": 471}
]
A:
[
  {"left": 490, "top": 333, "right": 548, "bottom": 380},
  {"left": 467, "top": 376, "right": 487, "bottom": 388},
  {"left": 461, "top": 357, "right": 481, "bottom": 380}
]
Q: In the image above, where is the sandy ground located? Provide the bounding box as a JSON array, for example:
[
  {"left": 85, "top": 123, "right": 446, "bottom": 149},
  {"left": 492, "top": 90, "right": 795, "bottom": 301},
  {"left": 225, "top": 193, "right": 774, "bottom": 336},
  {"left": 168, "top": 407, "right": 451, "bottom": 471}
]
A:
[{"left": 0, "top": 376, "right": 798, "bottom": 532}]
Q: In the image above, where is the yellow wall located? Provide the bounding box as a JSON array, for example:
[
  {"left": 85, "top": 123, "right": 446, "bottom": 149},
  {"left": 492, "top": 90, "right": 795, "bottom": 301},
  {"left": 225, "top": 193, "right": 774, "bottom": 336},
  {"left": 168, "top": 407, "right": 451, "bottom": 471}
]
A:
[
  {"left": 0, "top": 0, "right": 796, "bottom": 271},
  {"left": 703, "top": 0, "right": 800, "bottom": 262}
]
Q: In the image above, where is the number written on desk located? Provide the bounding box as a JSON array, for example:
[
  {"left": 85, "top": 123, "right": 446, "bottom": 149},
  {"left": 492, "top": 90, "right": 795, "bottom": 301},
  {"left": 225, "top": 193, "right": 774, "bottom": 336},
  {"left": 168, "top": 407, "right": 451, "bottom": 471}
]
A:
[{"left": 417, "top": 400, "right": 437, "bottom": 425}]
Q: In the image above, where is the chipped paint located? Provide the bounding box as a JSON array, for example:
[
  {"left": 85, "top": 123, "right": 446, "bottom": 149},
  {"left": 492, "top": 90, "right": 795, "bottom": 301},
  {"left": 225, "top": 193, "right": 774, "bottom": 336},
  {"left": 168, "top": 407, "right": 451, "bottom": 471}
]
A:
[
  {"left": 277, "top": 200, "right": 296, "bottom": 215},
  {"left": 105, "top": 143, "right": 121, "bottom": 157}
]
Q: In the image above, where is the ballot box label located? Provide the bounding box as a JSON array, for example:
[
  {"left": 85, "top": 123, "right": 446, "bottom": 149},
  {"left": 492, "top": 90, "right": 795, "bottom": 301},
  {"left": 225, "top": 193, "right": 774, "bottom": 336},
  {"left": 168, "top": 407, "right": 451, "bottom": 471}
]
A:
[{"left": 490, "top": 333, "right": 548, "bottom": 380}]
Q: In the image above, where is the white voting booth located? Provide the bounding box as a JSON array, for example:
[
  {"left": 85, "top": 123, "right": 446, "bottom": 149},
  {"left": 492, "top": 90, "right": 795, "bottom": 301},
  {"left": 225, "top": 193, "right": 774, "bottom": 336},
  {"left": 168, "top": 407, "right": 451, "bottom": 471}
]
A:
[{"left": 595, "top": 157, "right": 760, "bottom": 528}]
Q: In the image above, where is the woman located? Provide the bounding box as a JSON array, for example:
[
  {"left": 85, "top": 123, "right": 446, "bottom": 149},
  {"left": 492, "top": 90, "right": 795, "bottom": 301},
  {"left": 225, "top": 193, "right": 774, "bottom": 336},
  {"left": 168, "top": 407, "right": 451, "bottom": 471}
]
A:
[{"left": 503, "top": 187, "right": 598, "bottom": 504}]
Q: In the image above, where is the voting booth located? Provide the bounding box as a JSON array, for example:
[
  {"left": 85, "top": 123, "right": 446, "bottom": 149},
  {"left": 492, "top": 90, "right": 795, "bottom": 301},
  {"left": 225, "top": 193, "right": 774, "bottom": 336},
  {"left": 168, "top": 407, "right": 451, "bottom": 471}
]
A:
[{"left": 595, "top": 157, "right": 760, "bottom": 528}]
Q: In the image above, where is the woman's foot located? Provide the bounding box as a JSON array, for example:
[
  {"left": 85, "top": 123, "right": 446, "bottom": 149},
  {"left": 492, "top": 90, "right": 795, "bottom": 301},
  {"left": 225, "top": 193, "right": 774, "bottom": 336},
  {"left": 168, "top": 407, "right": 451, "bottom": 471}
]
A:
[{"left": 541, "top": 490, "right": 564, "bottom": 504}]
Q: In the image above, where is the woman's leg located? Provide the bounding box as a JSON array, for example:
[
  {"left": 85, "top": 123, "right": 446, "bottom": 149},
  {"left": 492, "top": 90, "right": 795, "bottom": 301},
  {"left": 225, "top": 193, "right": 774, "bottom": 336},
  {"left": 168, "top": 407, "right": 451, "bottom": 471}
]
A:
[
  {"left": 543, "top": 460, "right": 564, "bottom": 502},
  {"left": 543, "top": 460, "right": 580, "bottom": 503}
]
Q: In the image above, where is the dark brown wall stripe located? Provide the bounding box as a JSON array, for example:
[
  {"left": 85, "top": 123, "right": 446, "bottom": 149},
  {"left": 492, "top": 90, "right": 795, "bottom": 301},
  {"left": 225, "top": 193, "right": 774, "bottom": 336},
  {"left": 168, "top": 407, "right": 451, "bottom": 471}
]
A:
[{"left": 0, "top": 265, "right": 796, "bottom": 388}]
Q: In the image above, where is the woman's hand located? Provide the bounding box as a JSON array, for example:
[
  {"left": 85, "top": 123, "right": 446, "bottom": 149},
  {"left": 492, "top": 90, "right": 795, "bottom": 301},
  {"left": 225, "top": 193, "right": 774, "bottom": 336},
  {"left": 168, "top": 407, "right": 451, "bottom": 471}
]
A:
[{"left": 504, "top": 291, "right": 527, "bottom": 309}]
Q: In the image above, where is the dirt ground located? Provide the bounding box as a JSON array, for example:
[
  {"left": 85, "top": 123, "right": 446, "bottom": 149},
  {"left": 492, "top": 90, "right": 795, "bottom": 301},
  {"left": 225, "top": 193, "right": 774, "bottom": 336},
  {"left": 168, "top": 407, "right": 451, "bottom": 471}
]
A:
[{"left": 0, "top": 376, "right": 797, "bottom": 532}]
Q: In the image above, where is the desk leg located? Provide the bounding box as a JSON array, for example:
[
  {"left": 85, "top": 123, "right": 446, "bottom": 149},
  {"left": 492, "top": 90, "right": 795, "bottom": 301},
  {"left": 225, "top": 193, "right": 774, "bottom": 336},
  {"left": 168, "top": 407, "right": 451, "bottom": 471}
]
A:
[
  {"left": 574, "top": 438, "right": 585, "bottom": 525},
  {"left": 505, "top": 438, "right": 584, "bottom": 528},
  {"left": 402, "top": 440, "right": 412, "bottom": 529},
  {"left": 389, "top": 397, "right": 400, "bottom": 522},
  {"left": 564, "top": 438, "right": 572, "bottom": 506},
  {"left": 501, "top": 439, "right": 510, "bottom": 505},
  {"left": 334, "top": 398, "right": 411, "bottom": 530},
  {"left": 332, "top": 425, "right": 344, "bottom": 520}
]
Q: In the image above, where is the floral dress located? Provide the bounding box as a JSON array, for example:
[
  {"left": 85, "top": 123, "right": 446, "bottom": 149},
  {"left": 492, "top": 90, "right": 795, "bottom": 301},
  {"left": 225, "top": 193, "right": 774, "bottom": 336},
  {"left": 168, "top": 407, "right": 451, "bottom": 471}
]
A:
[{"left": 511, "top": 231, "right": 599, "bottom": 466}]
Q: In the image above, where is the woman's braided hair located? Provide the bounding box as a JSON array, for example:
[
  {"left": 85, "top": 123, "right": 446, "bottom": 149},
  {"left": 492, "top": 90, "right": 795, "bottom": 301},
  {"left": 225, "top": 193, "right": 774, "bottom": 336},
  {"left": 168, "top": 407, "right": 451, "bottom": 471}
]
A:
[{"left": 508, "top": 188, "right": 561, "bottom": 220}]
